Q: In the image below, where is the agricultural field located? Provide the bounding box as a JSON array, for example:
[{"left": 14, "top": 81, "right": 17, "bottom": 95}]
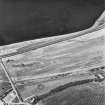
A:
[
  {"left": 0, "top": 11, "right": 104, "bottom": 104},
  {"left": 1, "top": 31, "right": 105, "bottom": 81},
  {"left": 40, "top": 82, "right": 105, "bottom": 105},
  {"left": 0, "top": 26, "right": 104, "bottom": 99}
]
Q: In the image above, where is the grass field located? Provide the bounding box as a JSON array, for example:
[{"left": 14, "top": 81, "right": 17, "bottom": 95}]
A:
[{"left": 41, "top": 83, "right": 105, "bottom": 105}]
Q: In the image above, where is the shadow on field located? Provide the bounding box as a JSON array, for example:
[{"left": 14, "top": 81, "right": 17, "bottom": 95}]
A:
[
  {"left": 42, "top": 84, "right": 105, "bottom": 105},
  {"left": 0, "top": 0, "right": 104, "bottom": 45}
]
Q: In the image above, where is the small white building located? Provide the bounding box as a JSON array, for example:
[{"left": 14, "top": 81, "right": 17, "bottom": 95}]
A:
[{"left": 3, "top": 91, "right": 16, "bottom": 104}]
